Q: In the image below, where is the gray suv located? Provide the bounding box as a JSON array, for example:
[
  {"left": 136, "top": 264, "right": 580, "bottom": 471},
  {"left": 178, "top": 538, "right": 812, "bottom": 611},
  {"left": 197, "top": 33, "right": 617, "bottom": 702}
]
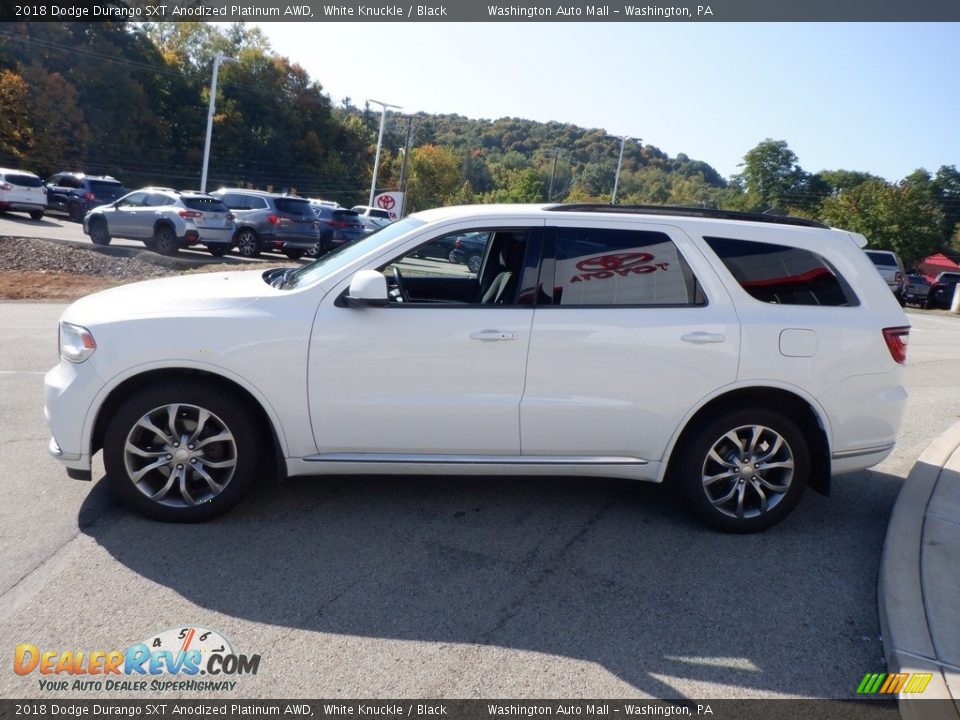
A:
[
  {"left": 211, "top": 189, "right": 320, "bottom": 259},
  {"left": 83, "top": 188, "right": 235, "bottom": 256}
]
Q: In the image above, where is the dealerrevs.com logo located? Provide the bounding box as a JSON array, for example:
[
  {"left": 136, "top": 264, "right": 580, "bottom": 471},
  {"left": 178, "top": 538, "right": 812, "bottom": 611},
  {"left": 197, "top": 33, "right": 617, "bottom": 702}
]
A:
[{"left": 13, "top": 626, "right": 261, "bottom": 693}]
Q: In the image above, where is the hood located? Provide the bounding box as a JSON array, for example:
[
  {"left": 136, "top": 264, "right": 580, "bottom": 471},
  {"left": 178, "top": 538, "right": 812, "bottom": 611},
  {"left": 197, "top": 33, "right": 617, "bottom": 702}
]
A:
[{"left": 62, "top": 270, "right": 276, "bottom": 325}]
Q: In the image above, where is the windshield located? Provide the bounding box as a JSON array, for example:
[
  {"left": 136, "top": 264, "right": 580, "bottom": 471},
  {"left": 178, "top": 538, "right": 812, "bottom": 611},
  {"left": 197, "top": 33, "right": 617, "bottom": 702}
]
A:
[{"left": 286, "top": 216, "right": 425, "bottom": 289}]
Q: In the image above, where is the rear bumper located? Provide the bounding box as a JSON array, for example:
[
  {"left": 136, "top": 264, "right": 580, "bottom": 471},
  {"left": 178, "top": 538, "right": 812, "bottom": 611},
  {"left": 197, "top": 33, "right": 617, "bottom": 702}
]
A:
[{"left": 0, "top": 201, "right": 46, "bottom": 211}]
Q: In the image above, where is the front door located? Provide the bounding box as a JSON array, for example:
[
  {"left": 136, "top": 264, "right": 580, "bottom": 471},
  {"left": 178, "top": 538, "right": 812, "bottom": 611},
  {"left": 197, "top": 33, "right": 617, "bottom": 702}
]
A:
[{"left": 307, "top": 223, "right": 542, "bottom": 457}]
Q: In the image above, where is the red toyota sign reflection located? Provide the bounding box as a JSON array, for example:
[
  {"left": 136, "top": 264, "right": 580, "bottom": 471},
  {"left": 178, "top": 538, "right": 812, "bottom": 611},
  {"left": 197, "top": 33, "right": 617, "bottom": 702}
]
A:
[{"left": 576, "top": 252, "right": 655, "bottom": 272}]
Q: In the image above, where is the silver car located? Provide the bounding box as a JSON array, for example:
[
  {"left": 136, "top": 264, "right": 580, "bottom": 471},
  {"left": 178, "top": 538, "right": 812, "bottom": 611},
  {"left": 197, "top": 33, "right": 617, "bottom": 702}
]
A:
[{"left": 83, "top": 188, "right": 235, "bottom": 256}]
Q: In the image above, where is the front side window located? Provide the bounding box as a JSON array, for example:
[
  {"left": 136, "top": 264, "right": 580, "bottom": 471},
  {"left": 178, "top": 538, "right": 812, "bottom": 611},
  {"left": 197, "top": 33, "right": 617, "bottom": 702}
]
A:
[
  {"left": 549, "top": 227, "right": 704, "bottom": 306},
  {"left": 705, "top": 236, "right": 856, "bottom": 306},
  {"left": 117, "top": 192, "right": 148, "bottom": 208}
]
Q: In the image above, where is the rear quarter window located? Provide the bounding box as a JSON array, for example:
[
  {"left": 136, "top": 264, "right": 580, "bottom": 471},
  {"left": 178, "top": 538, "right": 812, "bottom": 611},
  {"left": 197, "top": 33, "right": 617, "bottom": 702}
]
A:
[
  {"left": 705, "top": 236, "right": 858, "bottom": 307},
  {"left": 865, "top": 251, "right": 897, "bottom": 267}
]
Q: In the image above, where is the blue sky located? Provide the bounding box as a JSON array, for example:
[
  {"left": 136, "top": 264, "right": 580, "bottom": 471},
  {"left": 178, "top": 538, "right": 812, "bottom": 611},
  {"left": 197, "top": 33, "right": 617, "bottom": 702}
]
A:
[{"left": 255, "top": 22, "right": 959, "bottom": 182}]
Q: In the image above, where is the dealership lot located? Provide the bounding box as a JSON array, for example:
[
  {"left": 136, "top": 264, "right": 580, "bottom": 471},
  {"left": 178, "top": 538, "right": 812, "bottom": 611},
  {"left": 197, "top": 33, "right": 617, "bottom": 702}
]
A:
[{"left": 0, "top": 280, "right": 958, "bottom": 698}]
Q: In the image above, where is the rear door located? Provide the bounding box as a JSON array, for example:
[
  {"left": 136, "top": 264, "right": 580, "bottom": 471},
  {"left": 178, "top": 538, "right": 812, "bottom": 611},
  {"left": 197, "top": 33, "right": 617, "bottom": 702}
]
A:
[{"left": 520, "top": 219, "right": 740, "bottom": 463}]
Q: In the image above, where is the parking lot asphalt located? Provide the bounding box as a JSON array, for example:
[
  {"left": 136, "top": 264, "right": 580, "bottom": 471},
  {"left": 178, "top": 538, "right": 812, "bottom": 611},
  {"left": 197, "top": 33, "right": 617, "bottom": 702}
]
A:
[{"left": 0, "top": 297, "right": 958, "bottom": 702}]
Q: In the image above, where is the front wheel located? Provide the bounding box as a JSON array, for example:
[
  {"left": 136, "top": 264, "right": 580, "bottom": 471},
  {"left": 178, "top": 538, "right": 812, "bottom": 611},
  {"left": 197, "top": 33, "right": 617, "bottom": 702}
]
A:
[
  {"left": 89, "top": 218, "right": 111, "bottom": 246},
  {"left": 671, "top": 408, "right": 809, "bottom": 533},
  {"left": 103, "top": 380, "right": 262, "bottom": 522},
  {"left": 29, "top": 210, "right": 44, "bottom": 221}
]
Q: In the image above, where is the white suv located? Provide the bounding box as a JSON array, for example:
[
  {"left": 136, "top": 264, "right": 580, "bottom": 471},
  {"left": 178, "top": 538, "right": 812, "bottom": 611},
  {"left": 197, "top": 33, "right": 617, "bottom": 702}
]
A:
[{"left": 44, "top": 204, "right": 910, "bottom": 532}]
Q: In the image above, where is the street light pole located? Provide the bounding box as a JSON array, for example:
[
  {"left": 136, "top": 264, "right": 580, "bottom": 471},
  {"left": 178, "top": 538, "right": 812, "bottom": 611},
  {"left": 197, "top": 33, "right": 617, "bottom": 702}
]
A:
[
  {"left": 611, "top": 135, "right": 629, "bottom": 205},
  {"left": 201, "top": 54, "right": 234, "bottom": 194},
  {"left": 367, "top": 99, "right": 401, "bottom": 207}
]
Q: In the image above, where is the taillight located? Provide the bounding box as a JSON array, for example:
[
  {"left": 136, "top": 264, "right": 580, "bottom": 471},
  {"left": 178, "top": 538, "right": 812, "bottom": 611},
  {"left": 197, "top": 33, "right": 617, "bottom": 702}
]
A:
[
  {"left": 267, "top": 214, "right": 280, "bottom": 225},
  {"left": 883, "top": 326, "right": 910, "bottom": 364},
  {"left": 0, "top": 183, "right": 11, "bottom": 191},
  {"left": 454, "top": 239, "right": 463, "bottom": 248},
  {"left": 84, "top": 192, "right": 95, "bottom": 201},
  {"left": 178, "top": 210, "right": 203, "bottom": 219}
]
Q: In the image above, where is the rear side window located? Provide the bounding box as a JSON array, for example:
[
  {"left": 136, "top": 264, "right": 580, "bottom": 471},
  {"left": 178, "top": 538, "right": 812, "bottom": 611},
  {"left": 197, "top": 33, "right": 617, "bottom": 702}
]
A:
[
  {"left": 4, "top": 173, "right": 43, "bottom": 187},
  {"left": 865, "top": 251, "right": 897, "bottom": 267},
  {"left": 705, "top": 236, "right": 857, "bottom": 307},
  {"left": 332, "top": 210, "right": 360, "bottom": 221},
  {"left": 551, "top": 228, "right": 704, "bottom": 306},
  {"left": 89, "top": 180, "right": 124, "bottom": 195},
  {"left": 274, "top": 198, "right": 313, "bottom": 215},
  {"left": 182, "top": 197, "right": 228, "bottom": 213}
]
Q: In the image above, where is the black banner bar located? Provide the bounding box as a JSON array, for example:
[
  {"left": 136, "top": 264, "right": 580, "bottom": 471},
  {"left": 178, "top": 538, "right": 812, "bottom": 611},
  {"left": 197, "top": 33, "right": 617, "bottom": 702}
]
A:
[
  {"left": 0, "top": 698, "right": 917, "bottom": 720},
  {"left": 5, "top": 0, "right": 960, "bottom": 21}
]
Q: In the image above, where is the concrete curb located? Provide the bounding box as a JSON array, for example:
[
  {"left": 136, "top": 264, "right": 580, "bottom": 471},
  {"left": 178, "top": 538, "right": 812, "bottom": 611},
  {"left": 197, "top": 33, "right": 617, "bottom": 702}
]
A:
[{"left": 879, "top": 420, "right": 960, "bottom": 720}]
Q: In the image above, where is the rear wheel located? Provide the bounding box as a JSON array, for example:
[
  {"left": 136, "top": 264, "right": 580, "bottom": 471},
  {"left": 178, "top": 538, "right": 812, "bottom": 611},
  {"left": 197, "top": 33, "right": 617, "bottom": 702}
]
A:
[
  {"left": 29, "top": 210, "right": 44, "bottom": 221},
  {"left": 236, "top": 228, "right": 261, "bottom": 258},
  {"left": 672, "top": 407, "right": 809, "bottom": 533},
  {"left": 153, "top": 225, "right": 178, "bottom": 256},
  {"left": 467, "top": 254, "right": 482, "bottom": 273},
  {"left": 89, "top": 218, "right": 111, "bottom": 245},
  {"left": 284, "top": 249, "right": 305, "bottom": 260},
  {"left": 68, "top": 202, "right": 85, "bottom": 222},
  {"left": 305, "top": 244, "right": 321, "bottom": 258},
  {"left": 103, "top": 380, "right": 261, "bottom": 522}
]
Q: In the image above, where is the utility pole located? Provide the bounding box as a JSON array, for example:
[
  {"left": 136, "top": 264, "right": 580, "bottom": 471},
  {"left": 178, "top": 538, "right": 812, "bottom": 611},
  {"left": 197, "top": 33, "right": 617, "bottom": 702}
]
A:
[
  {"left": 398, "top": 115, "right": 416, "bottom": 217},
  {"left": 200, "top": 54, "right": 235, "bottom": 193},
  {"left": 367, "top": 99, "right": 401, "bottom": 207},
  {"left": 548, "top": 148, "right": 565, "bottom": 202},
  {"left": 610, "top": 135, "right": 629, "bottom": 205}
]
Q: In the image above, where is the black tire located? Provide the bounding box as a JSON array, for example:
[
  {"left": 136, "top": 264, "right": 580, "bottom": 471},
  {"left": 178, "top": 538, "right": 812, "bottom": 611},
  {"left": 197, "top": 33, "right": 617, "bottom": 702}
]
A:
[
  {"left": 305, "top": 243, "right": 321, "bottom": 258},
  {"left": 68, "top": 202, "right": 85, "bottom": 222},
  {"left": 29, "top": 210, "right": 44, "bottom": 221},
  {"left": 153, "top": 225, "right": 178, "bottom": 256},
  {"left": 207, "top": 244, "right": 229, "bottom": 258},
  {"left": 467, "top": 254, "right": 482, "bottom": 273},
  {"left": 671, "top": 407, "right": 809, "bottom": 533},
  {"left": 102, "top": 380, "right": 262, "bottom": 522},
  {"left": 284, "top": 249, "right": 305, "bottom": 260},
  {"left": 320, "top": 230, "right": 333, "bottom": 254},
  {"left": 235, "top": 228, "right": 261, "bottom": 258},
  {"left": 89, "top": 218, "right": 111, "bottom": 246}
]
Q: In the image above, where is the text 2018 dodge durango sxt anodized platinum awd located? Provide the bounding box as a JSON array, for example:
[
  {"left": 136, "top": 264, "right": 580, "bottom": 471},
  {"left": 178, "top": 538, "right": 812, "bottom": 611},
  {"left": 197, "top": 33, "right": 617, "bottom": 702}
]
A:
[{"left": 44, "top": 204, "right": 910, "bottom": 532}]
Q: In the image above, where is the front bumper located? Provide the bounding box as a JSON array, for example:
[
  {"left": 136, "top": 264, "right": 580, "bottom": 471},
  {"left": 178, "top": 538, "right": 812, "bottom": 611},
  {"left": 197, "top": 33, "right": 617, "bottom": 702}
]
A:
[{"left": 44, "top": 360, "right": 99, "bottom": 479}]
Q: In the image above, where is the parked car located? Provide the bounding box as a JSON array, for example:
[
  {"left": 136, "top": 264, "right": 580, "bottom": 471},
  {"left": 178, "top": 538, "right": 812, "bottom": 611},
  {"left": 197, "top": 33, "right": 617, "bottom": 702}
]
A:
[
  {"left": 933, "top": 271, "right": 960, "bottom": 284},
  {"left": 448, "top": 232, "right": 489, "bottom": 272},
  {"left": 351, "top": 205, "right": 393, "bottom": 222},
  {"left": 0, "top": 168, "right": 47, "bottom": 220},
  {"left": 925, "top": 276, "right": 959, "bottom": 309},
  {"left": 45, "top": 172, "right": 127, "bottom": 222},
  {"left": 309, "top": 204, "right": 366, "bottom": 256},
  {"left": 45, "top": 203, "right": 909, "bottom": 533},
  {"left": 83, "top": 188, "right": 235, "bottom": 256},
  {"left": 358, "top": 215, "right": 391, "bottom": 235},
  {"left": 864, "top": 249, "right": 905, "bottom": 302},
  {"left": 900, "top": 274, "right": 931, "bottom": 306},
  {"left": 211, "top": 189, "right": 320, "bottom": 259}
]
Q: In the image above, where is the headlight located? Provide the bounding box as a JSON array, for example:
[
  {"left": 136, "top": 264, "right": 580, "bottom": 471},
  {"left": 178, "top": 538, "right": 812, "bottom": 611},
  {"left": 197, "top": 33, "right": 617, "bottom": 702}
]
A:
[{"left": 59, "top": 322, "right": 97, "bottom": 363}]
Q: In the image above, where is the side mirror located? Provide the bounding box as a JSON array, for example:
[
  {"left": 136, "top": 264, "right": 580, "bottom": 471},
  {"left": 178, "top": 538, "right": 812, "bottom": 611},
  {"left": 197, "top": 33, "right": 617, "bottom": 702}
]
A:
[{"left": 345, "top": 270, "right": 388, "bottom": 307}]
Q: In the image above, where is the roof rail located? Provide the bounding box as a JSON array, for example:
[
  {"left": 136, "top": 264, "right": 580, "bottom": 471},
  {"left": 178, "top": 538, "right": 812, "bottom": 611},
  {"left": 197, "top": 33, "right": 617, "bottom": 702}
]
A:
[{"left": 544, "top": 203, "right": 829, "bottom": 229}]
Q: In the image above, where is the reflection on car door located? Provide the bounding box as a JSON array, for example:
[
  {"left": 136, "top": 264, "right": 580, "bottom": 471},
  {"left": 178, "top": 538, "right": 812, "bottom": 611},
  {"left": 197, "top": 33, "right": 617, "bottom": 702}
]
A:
[
  {"left": 110, "top": 191, "right": 149, "bottom": 237},
  {"left": 520, "top": 220, "right": 740, "bottom": 464}
]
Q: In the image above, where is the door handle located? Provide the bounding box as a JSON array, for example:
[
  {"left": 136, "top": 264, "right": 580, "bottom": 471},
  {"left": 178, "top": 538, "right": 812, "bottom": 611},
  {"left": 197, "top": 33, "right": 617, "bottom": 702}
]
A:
[
  {"left": 681, "top": 332, "right": 726, "bottom": 344},
  {"left": 471, "top": 330, "right": 517, "bottom": 342}
]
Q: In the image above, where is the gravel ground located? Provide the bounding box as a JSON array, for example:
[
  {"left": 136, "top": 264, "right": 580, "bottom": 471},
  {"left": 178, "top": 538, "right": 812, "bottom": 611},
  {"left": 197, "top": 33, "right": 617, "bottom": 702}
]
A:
[{"left": 0, "top": 236, "right": 208, "bottom": 280}]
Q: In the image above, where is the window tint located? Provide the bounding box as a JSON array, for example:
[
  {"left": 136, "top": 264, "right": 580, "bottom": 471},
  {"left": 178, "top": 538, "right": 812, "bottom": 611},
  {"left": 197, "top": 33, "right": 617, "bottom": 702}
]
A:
[
  {"left": 118, "top": 192, "right": 148, "bottom": 207},
  {"left": 182, "top": 197, "right": 228, "bottom": 213},
  {"left": 4, "top": 173, "right": 43, "bottom": 188},
  {"left": 145, "top": 193, "right": 173, "bottom": 207},
  {"left": 865, "top": 251, "right": 897, "bottom": 267},
  {"left": 89, "top": 180, "right": 124, "bottom": 195},
  {"left": 705, "top": 236, "right": 856, "bottom": 307},
  {"left": 274, "top": 198, "right": 313, "bottom": 215},
  {"left": 552, "top": 228, "right": 703, "bottom": 306}
]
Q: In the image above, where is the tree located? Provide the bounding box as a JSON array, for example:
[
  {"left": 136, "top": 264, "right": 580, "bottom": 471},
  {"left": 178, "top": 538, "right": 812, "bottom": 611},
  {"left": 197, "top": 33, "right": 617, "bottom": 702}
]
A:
[
  {"left": 736, "top": 139, "right": 806, "bottom": 211},
  {"left": 406, "top": 145, "right": 462, "bottom": 212},
  {"left": 818, "top": 179, "right": 945, "bottom": 267},
  {"left": 0, "top": 69, "right": 30, "bottom": 161}
]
